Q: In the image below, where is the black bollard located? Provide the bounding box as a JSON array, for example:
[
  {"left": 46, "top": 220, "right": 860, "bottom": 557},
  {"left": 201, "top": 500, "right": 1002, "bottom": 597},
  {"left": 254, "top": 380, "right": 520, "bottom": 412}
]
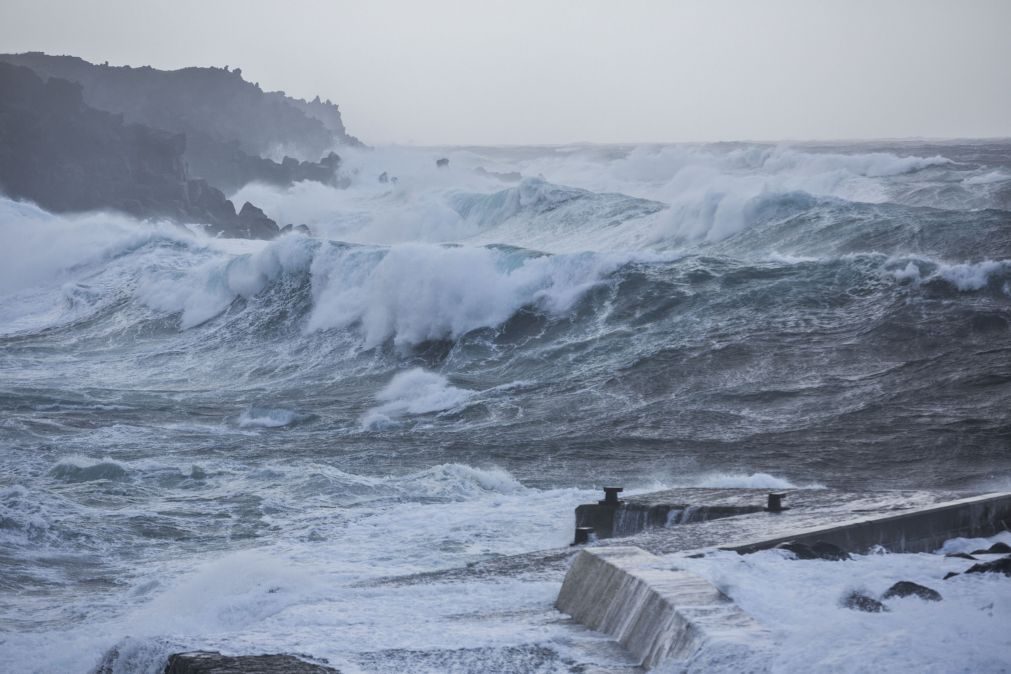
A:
[
  {"left": 572, "top": 526, "right": 594, "bottom": 546},
  {"left": 767, "top": 492, "right": 787, "bottom": 512},
  {"left": 599, "top": 486, "right": 624, "bottom": 506}
]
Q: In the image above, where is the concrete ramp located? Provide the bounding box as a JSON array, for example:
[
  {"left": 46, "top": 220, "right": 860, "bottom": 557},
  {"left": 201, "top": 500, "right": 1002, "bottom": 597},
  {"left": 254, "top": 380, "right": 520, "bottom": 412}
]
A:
[{"left": 556, "top": 546, "right": 769, "bottom": 670}]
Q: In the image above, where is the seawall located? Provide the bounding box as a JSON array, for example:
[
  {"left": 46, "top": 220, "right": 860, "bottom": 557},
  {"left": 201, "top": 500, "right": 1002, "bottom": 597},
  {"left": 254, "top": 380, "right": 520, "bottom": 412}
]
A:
[
  {"left": 555, "top": 546, "right": 770, "bottom": 669},
  {"left": 557, "top": 491, "right": 1011, "bottom": 669},
  {"left": 725, "top": 491, "right": 1011, "bottom": 554}
]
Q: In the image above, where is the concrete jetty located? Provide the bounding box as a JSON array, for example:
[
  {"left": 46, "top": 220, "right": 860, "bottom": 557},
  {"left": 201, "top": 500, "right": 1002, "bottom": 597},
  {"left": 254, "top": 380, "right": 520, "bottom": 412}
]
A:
[
  {"left": 575, "top": 487, "right": 768, "bottom": 540},
  {"left": 724, "top": 491, "right": 1011, "bottom": 555},
  {"left": 556, "top": 546, "right": 770, "bottom": 669},
  {"left": 555, "top": 489, "right": 1011, "bottom": 670}
]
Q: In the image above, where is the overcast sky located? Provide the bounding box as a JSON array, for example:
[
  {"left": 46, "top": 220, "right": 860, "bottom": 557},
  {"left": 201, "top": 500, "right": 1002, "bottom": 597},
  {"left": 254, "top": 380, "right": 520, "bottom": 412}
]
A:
[{"left": 2, "top": 0, "right": 1009, "bottom": 145}]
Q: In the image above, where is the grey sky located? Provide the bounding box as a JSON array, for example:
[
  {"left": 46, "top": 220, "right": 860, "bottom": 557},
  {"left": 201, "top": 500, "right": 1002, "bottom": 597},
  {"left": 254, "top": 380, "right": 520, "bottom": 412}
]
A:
[{"left": 2, "top": 0, "right": 1009, "bottom": 145}]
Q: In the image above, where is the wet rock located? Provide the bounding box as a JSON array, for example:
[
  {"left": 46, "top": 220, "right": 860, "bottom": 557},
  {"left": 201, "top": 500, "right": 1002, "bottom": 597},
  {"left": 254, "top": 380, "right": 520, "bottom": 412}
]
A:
[
  {"left": 436, "top": 157, "right": 449, "bottom": 168},
  {"left": 970, "top": 542, "right": 1011, "bottom": 555},
  {"left": 882, "top": 581, "right": 942, "bottom": 601},
  {"left": 776, "top": 540, "right": 850, "bottom": 560},
  {"left": 233, "top": 202, "right": 280, "bottom": 239},
  {"left": 0, "top": 61, "right": 281, "bottom": 239},
  {"left": 811, "top": 541, "right": 851, "bottom": 561},
  {"left": 943, "top": 571, "right": 961, "bottom": 580},
  {"left": 164, "top": 651, "right": 339, "bottom": 673},
  {"left": 841, "top": 590, "right": 889, "bottom": 613},
  {"left": 776, "top": 541, "right": 818, "bottom": 559},
  {"left": 945, "top": 552, "right": 977, "bottom": 561},
  {"left": 964, "top": 555, "right": 1011, "bottom": 577},
  {"left": 279, "top": 223, "right": 312, "bottom": 236}
]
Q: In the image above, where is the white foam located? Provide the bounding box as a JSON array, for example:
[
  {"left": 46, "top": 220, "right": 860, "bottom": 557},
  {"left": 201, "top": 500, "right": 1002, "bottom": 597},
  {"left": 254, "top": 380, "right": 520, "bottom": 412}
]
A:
[
  {"left": 360, "top": 368, "right": 474, "bottom": 429},
  {"left": 307, "top": 242, "right": 631, "bottom": 347},
  {"left": 668, "top": 535, "right": 1011, "bottom": 673},
  {"left": 691, "top": 472, "right": 826, "bottom": 490}
]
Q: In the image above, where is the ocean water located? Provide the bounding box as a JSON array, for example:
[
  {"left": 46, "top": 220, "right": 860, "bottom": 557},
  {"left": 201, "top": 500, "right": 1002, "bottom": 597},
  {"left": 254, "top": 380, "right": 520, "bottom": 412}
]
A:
[{"left": 1, "top": 141, "right": 1010, "bottom": 672}]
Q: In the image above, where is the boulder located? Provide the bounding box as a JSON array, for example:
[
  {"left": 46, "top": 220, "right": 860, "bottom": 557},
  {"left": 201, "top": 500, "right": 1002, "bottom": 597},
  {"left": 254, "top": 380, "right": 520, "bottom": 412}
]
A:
[
  {"left": 436, "top": 157, "right": 449, "bottom": 168},
  {"left": 776, "top": 540, "right": 850, "bottom": 561},
  {"left": 841, "top": 590, "right": 888, "bottom": 613},
  {"left": 810, "top": 541, "right": 850, "bottom": 561},
  {"left": 882, "top": 581, "right": 942, "bottom": 602},
  {"left": 970, "top": 542, "right": 1011, "bottom": 555},
  {"left": 378, "top": 171, "right": 389, "bottom": 184},
  {"left": 776, "top": 541, "right": 818, "bottom": 559},
  {"left": 236, "top": 202, "right": 280, "bottom": 239},
  {"left": 164, "top": 651, "right": 339, "bottom": 673},
  {"left": 964, "top": 555, "right": 1011, "bottom": 577},
  {"left": 944, "top": 552, "right": 977, "bottom": 561}
]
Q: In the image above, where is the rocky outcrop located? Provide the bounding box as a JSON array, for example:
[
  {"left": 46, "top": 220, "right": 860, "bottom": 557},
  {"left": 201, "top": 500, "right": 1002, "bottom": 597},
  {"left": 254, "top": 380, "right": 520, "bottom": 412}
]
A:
[
  {"left": 0, "top": 52, "right": 358, "bottom": 192},
  {"left": 964, "top": 555, "right": 1011, "bottom": 577},
  {"left": 164, "top": 651, "right": 339, "bottom": 673},
  {"left": 882, "top": 581, "right": 942, "bottom": 601},
  {"left": 841, "top": 590, "right": 888, "bottom": 613},
  {"left": 0, "top": 62, "right": 278, "bottom": 238},
  {"left": 775, "top": 540, "right": 850, "bottom": 561}
]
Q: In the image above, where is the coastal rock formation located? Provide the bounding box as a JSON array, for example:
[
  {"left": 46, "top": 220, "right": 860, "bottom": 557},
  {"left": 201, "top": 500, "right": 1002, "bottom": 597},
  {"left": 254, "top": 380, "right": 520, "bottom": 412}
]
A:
[
  {"left": 841, "top": 590, "right": 888, "bottom": 613},
  {"left": 0, "top": 62, "right": 278, "bottom": 238},
  {"left": 964, "top": 555, "right": 1011, "bottom": 577},
  {"left": 0, "top": 52, "right": 359, "bottom": 192},
  {"left": 882, "top": 581, "right": 942, "bottom": 601},
  {"left": 775, "top": 540, "right": 850, "bottom": 561},
  {"left": 970, "top": 542, "right": 1011, "bottom": 555},
  {"left": 163, "top": 651, "right": 339, "bottom": 673}
]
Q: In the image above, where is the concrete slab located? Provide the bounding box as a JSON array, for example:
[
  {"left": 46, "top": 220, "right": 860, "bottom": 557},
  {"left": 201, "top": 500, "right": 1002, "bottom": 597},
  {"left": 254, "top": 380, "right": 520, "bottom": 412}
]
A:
[{"left": 556, "top": 546, "right": 771, "bottom": 670}]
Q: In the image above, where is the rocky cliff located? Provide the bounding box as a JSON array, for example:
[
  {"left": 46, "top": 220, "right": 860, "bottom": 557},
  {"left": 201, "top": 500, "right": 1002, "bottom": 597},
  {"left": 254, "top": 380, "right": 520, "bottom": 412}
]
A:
[
  {"left": 0, "top": 62, "right": 280, "bottom": 238},
  {"left": 0, "top": 52, "right": 361, "bottom": 192}
]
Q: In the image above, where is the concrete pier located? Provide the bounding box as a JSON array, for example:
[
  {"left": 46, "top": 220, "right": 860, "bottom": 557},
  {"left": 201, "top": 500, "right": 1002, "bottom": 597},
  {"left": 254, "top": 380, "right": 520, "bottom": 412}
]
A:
[
  {"left": 725, "top": 491, "right": 1011, "bottom": 555},
  {"left": 574, "top": 488, "right": 771, "bottom": 540},
  {"left": 556, "top": 547, "right": 770, "bottom": 669},
  {"left": 556, "top": 490, "right": 1011, "bottom": 670}
]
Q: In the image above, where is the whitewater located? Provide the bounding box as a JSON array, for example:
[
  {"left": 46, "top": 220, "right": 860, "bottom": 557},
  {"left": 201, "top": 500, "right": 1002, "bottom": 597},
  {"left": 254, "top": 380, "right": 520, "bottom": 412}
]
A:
[{"left": 1, "top": 141, "right": 1010, "bottom": 672}]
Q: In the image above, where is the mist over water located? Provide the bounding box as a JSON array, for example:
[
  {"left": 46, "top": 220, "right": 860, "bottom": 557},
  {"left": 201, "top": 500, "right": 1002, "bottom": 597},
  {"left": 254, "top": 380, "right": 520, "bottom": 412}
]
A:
[{"left": 2, "top": 141, "right": 1010, "bottom": 672}]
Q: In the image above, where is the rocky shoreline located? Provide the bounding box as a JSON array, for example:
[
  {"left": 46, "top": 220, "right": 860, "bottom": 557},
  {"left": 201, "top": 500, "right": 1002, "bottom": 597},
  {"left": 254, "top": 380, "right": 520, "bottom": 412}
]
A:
[{"left": 0, "top": 53, "right": 360, "bottom": 238}]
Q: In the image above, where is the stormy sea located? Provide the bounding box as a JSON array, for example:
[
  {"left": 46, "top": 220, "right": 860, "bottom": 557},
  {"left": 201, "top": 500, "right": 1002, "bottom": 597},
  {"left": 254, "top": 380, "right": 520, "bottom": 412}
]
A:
[{"left": 2, "top": 141, "right": 1011, "bottom": 672}]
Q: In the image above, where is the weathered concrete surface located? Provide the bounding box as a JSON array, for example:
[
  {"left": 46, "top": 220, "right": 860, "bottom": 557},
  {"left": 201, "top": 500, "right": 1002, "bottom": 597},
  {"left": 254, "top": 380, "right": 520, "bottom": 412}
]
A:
[
  {"left": 575, "top": 488, "right": 767, "bottom": 539},
  {"left": 373, "top": 489, "right": 966, "bottom": 588},
  {"left": 726, "top": 492, "right": 1011, "bottom": 555},
  {"left": 163, "top": 651, "right": 339, "bottom": 674},
  {"left": 556, "top": 547, "right": 770, "bottom": 670}
]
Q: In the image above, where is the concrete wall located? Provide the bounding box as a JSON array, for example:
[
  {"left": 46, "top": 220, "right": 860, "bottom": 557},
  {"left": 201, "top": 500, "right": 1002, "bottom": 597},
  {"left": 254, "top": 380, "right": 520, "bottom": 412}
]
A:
[
  {"left": 726, "top": 492, "right": 1011, "bottom": 555},
  {"left": 555, "top": 546, "right": 770, "bottom": 669}
]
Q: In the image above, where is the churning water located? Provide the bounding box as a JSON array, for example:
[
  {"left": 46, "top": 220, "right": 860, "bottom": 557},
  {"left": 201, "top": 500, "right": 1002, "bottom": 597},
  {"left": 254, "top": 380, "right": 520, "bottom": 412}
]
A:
[{"left": 1, "top": 141, "right": 1009, "bottom": 672}]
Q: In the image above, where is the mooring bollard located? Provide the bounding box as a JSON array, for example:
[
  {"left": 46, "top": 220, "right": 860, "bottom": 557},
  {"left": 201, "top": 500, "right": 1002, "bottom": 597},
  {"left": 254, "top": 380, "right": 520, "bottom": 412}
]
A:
[
  {"left": 572, "top": 526, "right": 594, "bottom": 546},
  {"left": 599, "top": 486, "right": 624, "bottom": 506},
  {"left": 767, "top": 492, "right": 787, "bottom": 512}
]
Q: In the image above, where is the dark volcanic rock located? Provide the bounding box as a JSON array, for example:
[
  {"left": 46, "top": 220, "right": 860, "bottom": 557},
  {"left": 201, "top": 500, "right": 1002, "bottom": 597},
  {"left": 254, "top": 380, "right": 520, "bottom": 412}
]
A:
[
  {"left": 882, "top": 581, "right": 942, "bottom": 601},
  {"left": 964, "top": 555, "right": 1011, "bottom": 577},
  {"left": 810, "top": 541, "right": 851, "bottom": 561},
  {"left": 775, "top": 541, "right": 818, "bottom": 559},
  {"left": 776, "top": 540, "right": 850, "bottom": 560},
  {"left": 970, "top": 542, "right": 1011, "bottom": 555},
  {"left": 0, "top": 62, "right": 278, "bottom": 238},
  {"left": 436, "top": 157, "right": 449, "bottom": 168},
  {"left": 945, "top": 552, "right": 977, "bottom": 561},
  {"left": 0, "top": 52, "right": 361, "bottom": 192},
  {"left": 232, "top": 201, "right": 280, "bottom": 239},
  {"left": 943, "top": 571, "right": 961, "bottom": 580},
  {"left": 841, "top": 590, "right": 889, "bottom": 613},
  {"left": 164, "top": 651, "right": 339, "bottom": 673}
]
